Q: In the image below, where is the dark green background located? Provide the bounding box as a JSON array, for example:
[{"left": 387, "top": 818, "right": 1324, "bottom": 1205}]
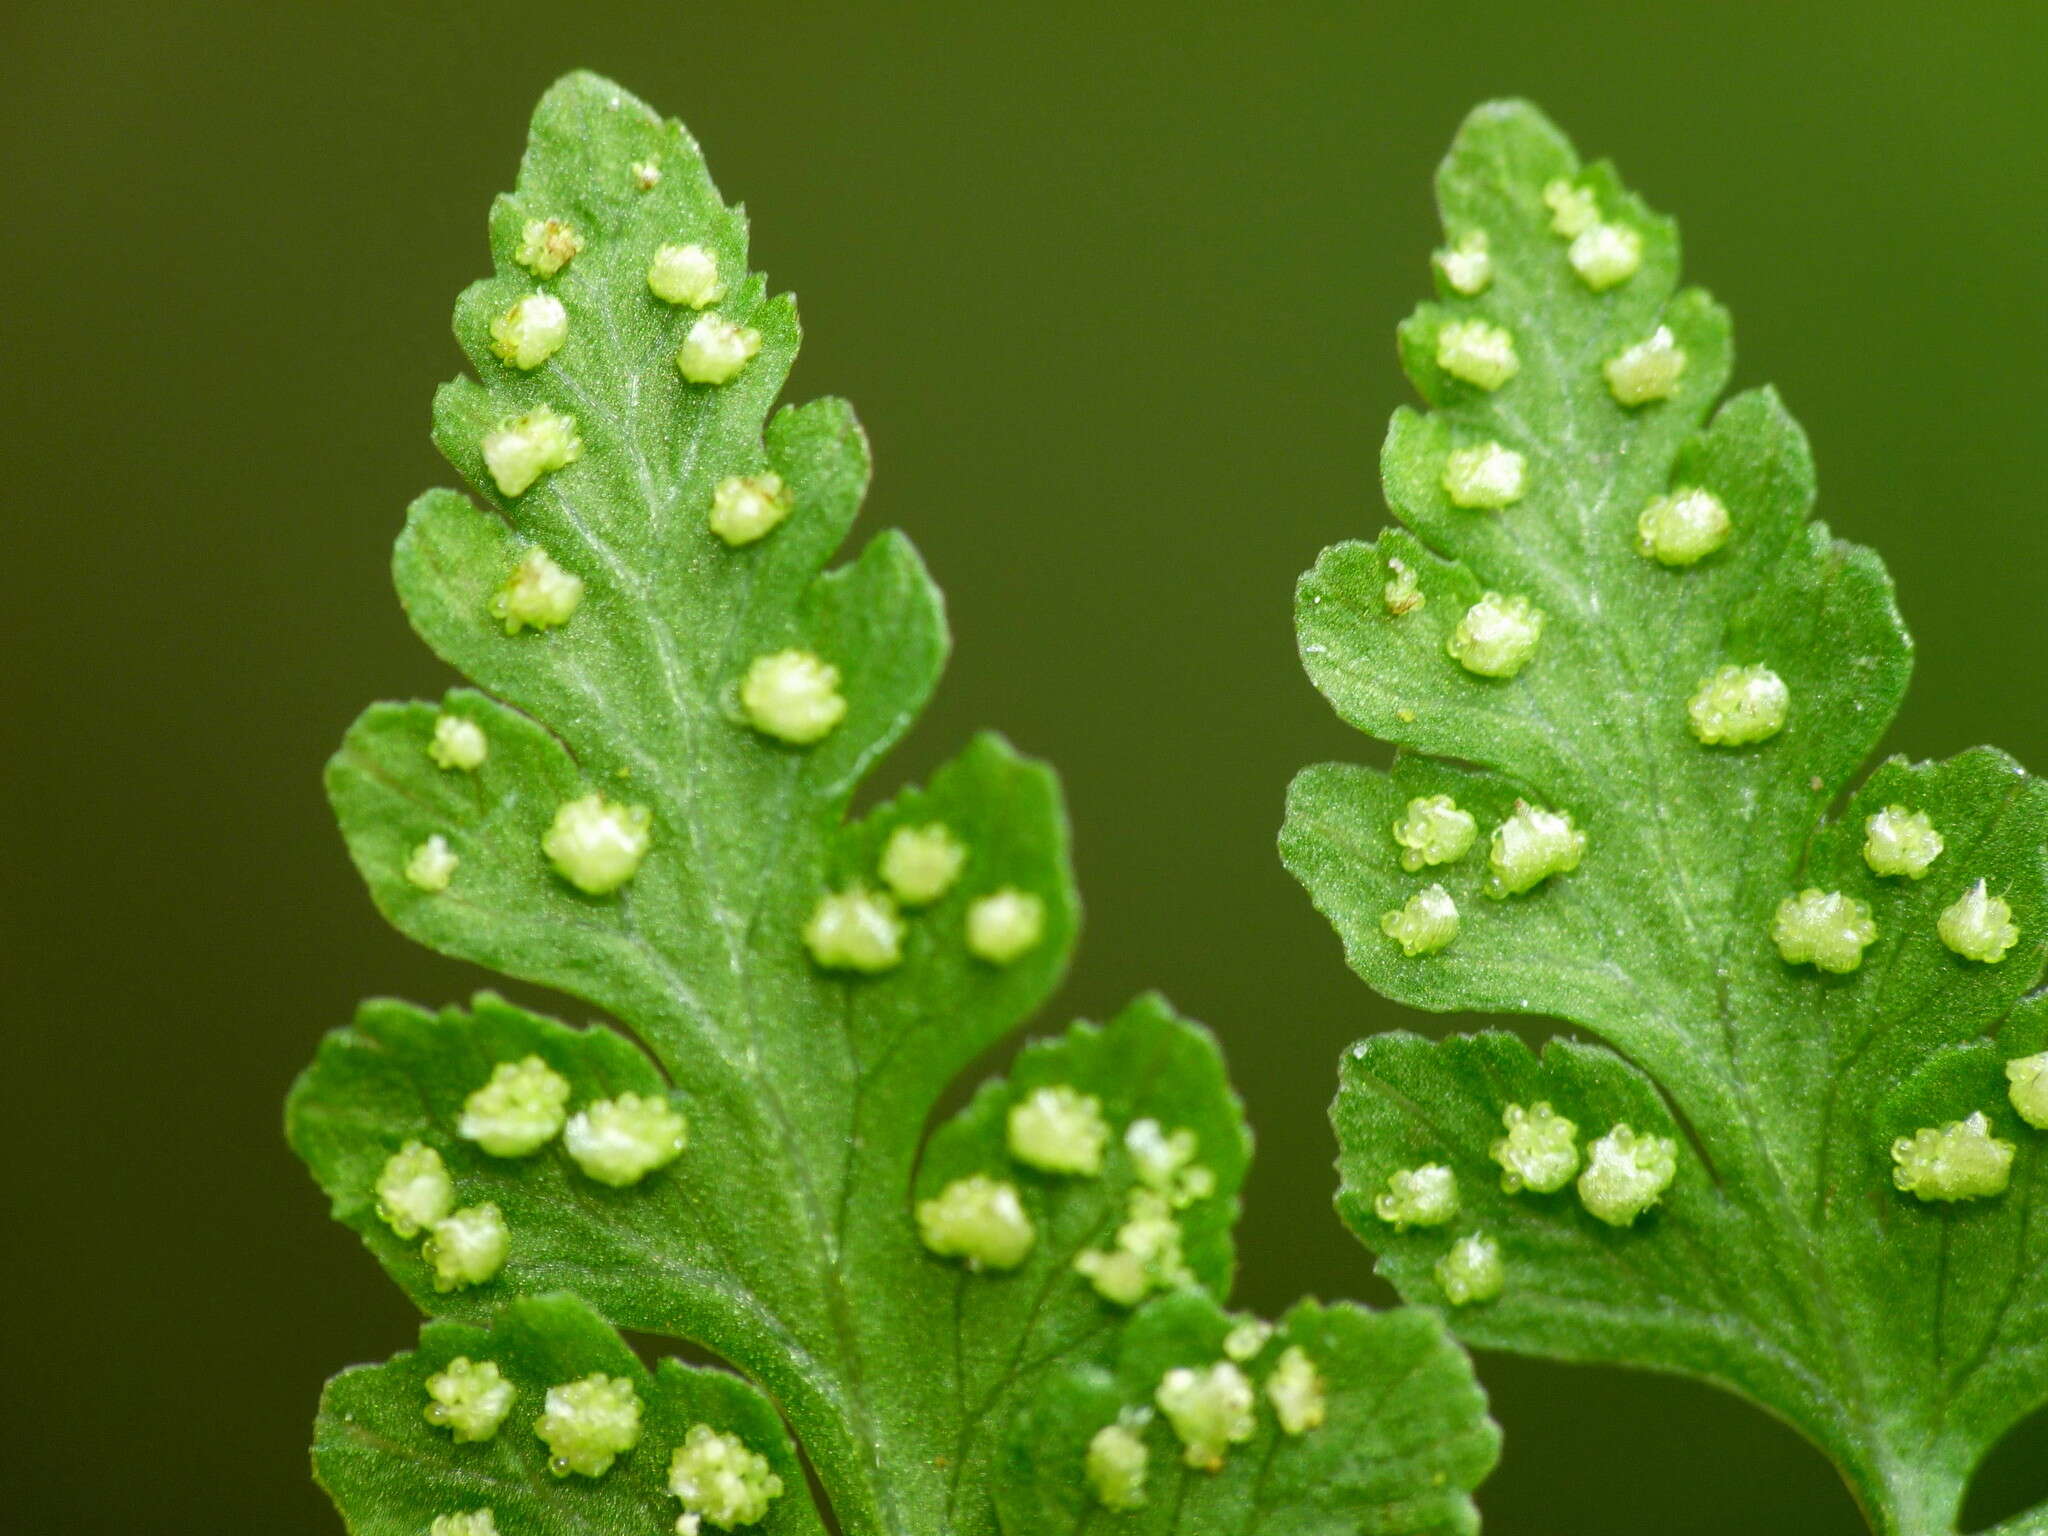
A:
[{"left": 9, "top": 3, "right": 2048, "bottom": 1531}]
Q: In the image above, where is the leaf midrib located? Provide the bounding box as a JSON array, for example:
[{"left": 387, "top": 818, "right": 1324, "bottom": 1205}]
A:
[
  {"left": 1451, "top": 172, "right": 1910, "bottom": 1515},
  {"left": 478, "top": 139, "right": 916, "bottom": 1534},
  {"left": 1490, "top": 234, "right": 1916, "bottom": 1523}
]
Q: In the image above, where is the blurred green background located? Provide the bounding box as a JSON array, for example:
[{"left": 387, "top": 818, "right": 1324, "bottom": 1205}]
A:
[{"left": 8, "top": 2, "right": 2048, "bottom": 1531}]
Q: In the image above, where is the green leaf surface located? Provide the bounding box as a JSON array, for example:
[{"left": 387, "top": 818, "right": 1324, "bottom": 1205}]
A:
[
  {"left": 997, "top": 1291, "right": 1497, "bottom": 1536},
  {"left": 1285, "top": 100, "right": 2048, "bottom": 1536},
  {"left": 296, "top": 72, "right": 1496, "bottom": 1536},
  {"left": 316, "top": 1294, "right": 824, "bottom": 1536}
]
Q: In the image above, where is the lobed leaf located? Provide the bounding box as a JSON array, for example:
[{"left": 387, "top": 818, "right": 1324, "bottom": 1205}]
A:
[
  {"left": 997, "top": 1290, "right": 1497, "bottom": 1536},
  {"left": 316, "top": 1294, "right": 825, "bottom": 1536},
  {"left": 298, "top": 72, "right": 1497, "bottom": 1536},
  {"left": 1286, "top": 99, "right": 2048, "bottom": 1536}
]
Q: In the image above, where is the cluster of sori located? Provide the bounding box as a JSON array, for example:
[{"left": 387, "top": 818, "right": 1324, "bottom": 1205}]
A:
[
  {"left": 915, "top": 1084, "right": 1217, "bottom": 1311},
  {"left": 372, "top": 1054, "right": 686, "bottom": 1293},
  {"left": 909, "top": 1058, "right": 1322, "bottom": 1513},
  {"left": 1772, "top": 807, "right": 2018, "bottom": 975},
  {"left": 1378, "top": 794, "right": 1587, "bottom": 955},
  {"left": 1432, "top": 175, "right": 1673, "bottom": 403},
  {"left": 415, "top": 1356, "right": 783, "bottom": 1534},
  {"left": 482, "top": 202, "right": 758, "bottom": 487},
  {"left": 477, "top": 205, "right": 779, "bottom": 611},
  {"left": 802, "top": 818, "right": 1046, "bottom": 976},
  {"left": 401, "top": 704, "right": 657, "bottom": 900},
  {"left": 1368, "top": 1096, "right": 1679, "bottom": 1309},
  {"left": 1079, "top": 1322, "right": 1330, "bottom": 1513},
  {"left": 1758, "top": 799, "right": 2026, "bottom": 1204}
]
